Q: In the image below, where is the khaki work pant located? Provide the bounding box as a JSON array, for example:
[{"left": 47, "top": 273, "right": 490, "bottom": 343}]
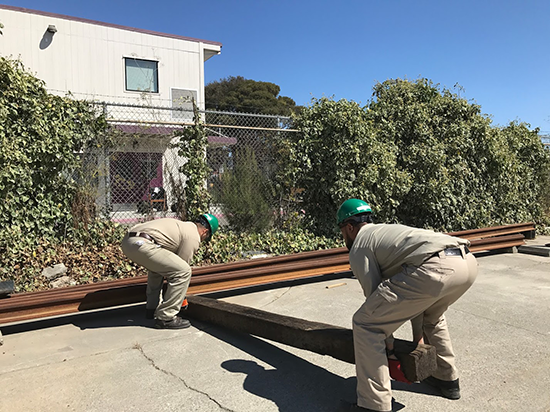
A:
[
  {"left": 353, "top": 248, "right": 477, "bottom": 411},
  {"left": 121, "top": 235, "right": 192, "bottom": 321}
]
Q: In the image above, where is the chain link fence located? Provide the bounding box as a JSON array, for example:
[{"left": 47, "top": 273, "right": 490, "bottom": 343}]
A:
[{"left": 88, "top": 102, "right": 298, "bottom": 231}]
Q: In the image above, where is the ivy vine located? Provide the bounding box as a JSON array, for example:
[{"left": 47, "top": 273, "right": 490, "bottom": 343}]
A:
[{"left": 171, "top": 101, "right": 211, "bottom": 219}]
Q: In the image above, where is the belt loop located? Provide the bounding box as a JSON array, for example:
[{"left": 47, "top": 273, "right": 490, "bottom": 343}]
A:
[
  {"left": 459, "top": 245, "right": 466, "bottom": 259},
  {"left": 438, "top": 250, "right": 446, "bottom": 259}
]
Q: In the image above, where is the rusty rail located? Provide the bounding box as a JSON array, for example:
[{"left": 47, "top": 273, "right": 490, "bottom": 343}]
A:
[
  {"left": 0, "top": 251, "right": 351, "bottom": 324},
  {"left": 0, "top": 223, "right": 535, "bottom": 325},
  {"left": 448, "top": 222, "right": 536, "bottom": 241}
]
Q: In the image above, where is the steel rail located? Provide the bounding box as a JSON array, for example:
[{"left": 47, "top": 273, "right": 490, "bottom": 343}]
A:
[
  {"left": 448, "top": 222, "right": 535, "bottom": 240},
  {"left": 468, "top": 233, "right": 526, "bottom": 249},
  {"left": 0, "top": 223, "right": 534, "bottom": 325},
  {"left": 0, "top": 252, "right": 351, "bottom": 324}
]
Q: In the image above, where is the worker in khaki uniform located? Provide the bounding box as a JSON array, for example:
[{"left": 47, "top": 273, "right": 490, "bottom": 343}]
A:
[
  {"left": 121, "top": 214, "right": 219, "bottom": 330},
  {"left": 336, "top": 199, "right": 477, "bottom": 412}
]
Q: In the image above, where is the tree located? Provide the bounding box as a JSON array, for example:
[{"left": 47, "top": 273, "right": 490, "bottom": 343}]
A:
[
  {"left": 205, "top": 76, "right": 299, "bottom": 116},
  {"left": 205, "top": 77, "right": 299, "bottom": 232},
  {"left": 217, "top": 146, "right": 274, "bottom": 233}
]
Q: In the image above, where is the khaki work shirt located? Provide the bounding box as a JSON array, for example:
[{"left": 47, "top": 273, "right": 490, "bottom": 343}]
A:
[
  {"left": 349, "top": 223, "right": 469, "bottom": 298},
  {"left": 129, "top": 218, "right": 200, "bottom": 264}
]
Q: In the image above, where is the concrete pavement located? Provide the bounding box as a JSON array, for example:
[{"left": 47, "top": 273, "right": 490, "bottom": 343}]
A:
[{"left": 1, "top": 237, "right": 549, "bottom": 412}]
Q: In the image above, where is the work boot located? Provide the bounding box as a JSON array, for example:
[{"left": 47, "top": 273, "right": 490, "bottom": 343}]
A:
[
  {"left": 337, "top": 401, "right": 390, "bottom": 412},
  {"left": 145, "top": 309, "right": 155, "bottom": 319},
  {"left": 154, "top": 316, "right": 191, "bottom": 329},
  {"left": 423, "top": 376, "right": 461, "bottom": 400}
]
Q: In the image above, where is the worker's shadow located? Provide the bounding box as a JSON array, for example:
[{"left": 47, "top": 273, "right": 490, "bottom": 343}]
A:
[
  {"left": 70, "top": 304, "right": 153, "bottom": 330},
  {"left": 1, "top": 304, "right": 153, "bottom": 337},
  {"left": 195, "top": 322, "right": 406, "bottom": 412}
]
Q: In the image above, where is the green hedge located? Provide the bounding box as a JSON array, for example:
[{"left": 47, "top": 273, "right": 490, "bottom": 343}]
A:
[
  {"left": 1, "top": 223, "right": 341, "bottom": 293},
  {"left": 3, "top": 59, "right": 549, "bottom": 292},
  {"left": 0, "top": 57, "right": 110, "bottom": 254},
  {"left": 282, "top": 78, "right": 550, "bottom": 236}
]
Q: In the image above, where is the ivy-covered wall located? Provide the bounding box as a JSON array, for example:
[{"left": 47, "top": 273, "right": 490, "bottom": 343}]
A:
[{"left": 0, "top": 57, "right": 110, "bottom": 252}]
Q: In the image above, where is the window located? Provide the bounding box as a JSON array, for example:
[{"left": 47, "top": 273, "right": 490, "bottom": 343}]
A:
[{"left": 125, "top": 58, "right": 158, "bottom": 93}]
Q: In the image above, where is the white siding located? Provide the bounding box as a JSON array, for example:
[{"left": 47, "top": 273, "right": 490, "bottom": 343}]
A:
[{"left": 0, "top": 7, "right": 221, "bottom": 108}]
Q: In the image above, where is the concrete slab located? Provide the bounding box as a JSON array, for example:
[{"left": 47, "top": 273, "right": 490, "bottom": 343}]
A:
[{"left": 1, "top": 249, "right": 549, "bottom": 412}]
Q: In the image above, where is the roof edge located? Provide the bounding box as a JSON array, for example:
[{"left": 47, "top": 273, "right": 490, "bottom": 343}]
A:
[{"left": 0, "top": 4, "right": 222, "bottom": 47}]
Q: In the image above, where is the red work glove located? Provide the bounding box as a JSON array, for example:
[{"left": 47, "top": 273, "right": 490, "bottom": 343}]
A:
[{"left": 388, "top": 359, "right": 412, "bottom": 384}]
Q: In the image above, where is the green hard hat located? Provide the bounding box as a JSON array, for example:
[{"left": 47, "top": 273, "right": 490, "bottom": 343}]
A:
[
  {"left": 201, "top": 213, "right": 219, "bottom": 241},
  {"left": 336, "top": 199, "right": 372, "bottom": 226}
]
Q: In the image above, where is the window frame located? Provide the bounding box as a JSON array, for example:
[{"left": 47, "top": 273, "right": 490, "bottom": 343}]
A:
[{"left": 124, "top": 57, "right": 159, "bottom": 93}]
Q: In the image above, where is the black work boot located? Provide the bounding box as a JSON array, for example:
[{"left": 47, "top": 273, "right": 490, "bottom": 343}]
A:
[
  {"left": 423, "top": 376, "right": 461, "bottom": 400},
  {"left": 145, "top": 309, "right": 155, "bottom": 320},
  {"left": 337, "top": 401, "right": 390, "bottom": 412},
  {"left": 154, "top": 317, "right": 191, "bottom": 329}
]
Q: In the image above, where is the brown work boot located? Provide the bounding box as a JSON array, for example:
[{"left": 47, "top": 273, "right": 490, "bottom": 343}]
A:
[
  {"left": 422, "top": 376, "right": 460, "bottom": 400},
  {"left": 337, "top": 401, "right": 390, "bottom": 412},
  {"left": 154, "top": 316, "right": 191, "bottom": 329}
]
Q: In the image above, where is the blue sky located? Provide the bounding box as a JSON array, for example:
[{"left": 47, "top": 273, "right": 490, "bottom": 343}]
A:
[{"left": 3, "top": 0, "right": 550, "bottom": 131}]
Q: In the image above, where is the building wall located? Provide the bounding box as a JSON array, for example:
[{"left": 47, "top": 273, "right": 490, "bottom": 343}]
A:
[{"left": 0, "top": 5, "right": 221, "bottom": 108}]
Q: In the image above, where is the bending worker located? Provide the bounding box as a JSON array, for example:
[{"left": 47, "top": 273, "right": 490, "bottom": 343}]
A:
[
  {"left": 336, "top": 199, "right": 477, "bottom": 412},
  {"left": 121, "top": 214, "right": 218, "bottom": 330}
]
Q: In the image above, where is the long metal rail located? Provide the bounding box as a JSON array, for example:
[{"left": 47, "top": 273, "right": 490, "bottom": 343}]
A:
[
  {"left": 0, "top": 251, "right": 351, "bottom": 324},
  {"left": 0, "top": 223, "right": 535, "bottom": 325},
  {"left": 448, "top": 222, "right": 536, "bottom": 240}
]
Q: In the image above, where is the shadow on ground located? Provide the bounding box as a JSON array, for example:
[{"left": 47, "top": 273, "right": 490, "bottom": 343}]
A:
[
  {"left": 2, "top": 301, "right": 440, "bottom": 411},
  {"left": 196, "top": 321, "right": 358, "bottom": 412},
  {"left": 192, "top": 322, "right": 434, "bottom": 412},
  {"left": 1, "top": 304, "right": 153, "bottom": 335}
]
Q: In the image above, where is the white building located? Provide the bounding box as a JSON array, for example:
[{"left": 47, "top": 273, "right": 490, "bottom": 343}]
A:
[
  {"left": 0, "top": 4, "right": 221, "bottom": 108},
  {"left": 0, "top": 4, "right": 223, "bottom": 221}
]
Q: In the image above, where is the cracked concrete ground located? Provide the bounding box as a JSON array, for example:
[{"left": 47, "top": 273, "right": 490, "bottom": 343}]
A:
[{"left": 1, "top": 237, "right": 549, "bottom": 412}]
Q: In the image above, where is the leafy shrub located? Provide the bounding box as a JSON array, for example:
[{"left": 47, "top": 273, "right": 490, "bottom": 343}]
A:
[
  {"left": 283, "top": 79, "right": 550, "bottom": 235},
  {"left": 218, "top": 146, "right": 274, "bottom": 232},
  {"left": 368, "top": 79, "right": 550, "bottom": 230},
  {"left": 281, "top": 97, "right": 411, "bottom": 235},
  {"left": 0, "top": 57, "right": 110, "bottom": 255},
  {"left": 194, "top": 227, "right": 342, "bottom": 265},
  {"left": 0, "top": 218, "right": 143, "bottom": 293}
]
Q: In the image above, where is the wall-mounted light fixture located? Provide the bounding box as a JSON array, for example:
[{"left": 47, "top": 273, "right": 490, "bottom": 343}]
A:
[{"left": 47, "top": 25, "right": 57, "bottom": 34}]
